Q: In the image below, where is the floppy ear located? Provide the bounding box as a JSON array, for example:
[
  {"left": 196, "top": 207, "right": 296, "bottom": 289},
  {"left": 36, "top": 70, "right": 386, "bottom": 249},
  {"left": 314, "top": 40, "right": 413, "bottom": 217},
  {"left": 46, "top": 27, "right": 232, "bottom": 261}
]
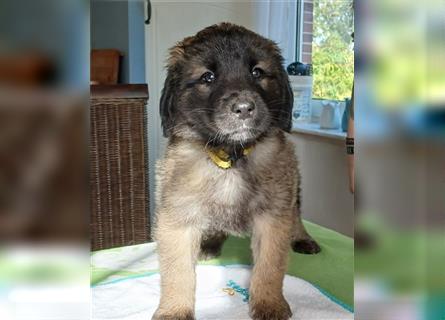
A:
[
  {"left": 279, "top": 76, "right": 294, "bottom": 132},
  {"left": 160, "top": 40, "right": 190, "bottom": 137},
  {"left": 160, "top": 71, "right": 176, "bottom": 137}
]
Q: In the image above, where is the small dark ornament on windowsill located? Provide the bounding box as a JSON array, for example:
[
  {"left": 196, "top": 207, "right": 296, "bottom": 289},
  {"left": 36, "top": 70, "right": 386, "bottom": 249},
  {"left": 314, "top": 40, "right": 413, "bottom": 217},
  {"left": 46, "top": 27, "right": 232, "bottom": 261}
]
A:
[{"left": 287, "top": 62, "right": 312, "bottom": 76}]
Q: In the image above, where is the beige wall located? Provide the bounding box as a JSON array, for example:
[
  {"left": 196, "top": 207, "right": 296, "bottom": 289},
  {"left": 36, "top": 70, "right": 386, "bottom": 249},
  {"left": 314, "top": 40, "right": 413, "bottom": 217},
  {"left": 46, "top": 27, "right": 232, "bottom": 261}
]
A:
[{"left": 289, "top": 133, "right": 354, "bottom": 236}]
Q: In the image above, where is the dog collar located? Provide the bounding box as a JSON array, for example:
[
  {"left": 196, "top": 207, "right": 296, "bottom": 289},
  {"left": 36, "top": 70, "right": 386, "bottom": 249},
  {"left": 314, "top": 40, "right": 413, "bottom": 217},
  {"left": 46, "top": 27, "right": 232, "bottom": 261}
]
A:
[{"left": 206, "top": 146, "right": 253, "bottom": 169}]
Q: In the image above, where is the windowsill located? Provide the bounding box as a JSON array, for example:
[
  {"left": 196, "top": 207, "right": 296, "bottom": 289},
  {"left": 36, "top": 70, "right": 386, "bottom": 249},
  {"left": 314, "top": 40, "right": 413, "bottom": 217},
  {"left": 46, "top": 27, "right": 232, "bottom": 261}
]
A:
[
  {"left": 290, "top": 98, "right": 347, "bottom": 140},
  {"left": 291, "top": 121, "right": 346, "bottom": 140}
]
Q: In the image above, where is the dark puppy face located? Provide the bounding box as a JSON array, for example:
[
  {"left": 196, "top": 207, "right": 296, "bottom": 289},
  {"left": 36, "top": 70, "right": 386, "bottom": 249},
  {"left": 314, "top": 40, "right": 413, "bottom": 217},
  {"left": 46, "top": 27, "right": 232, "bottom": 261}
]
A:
[{"left": 160, "top": 23, "right": 293, "bottom": 146}]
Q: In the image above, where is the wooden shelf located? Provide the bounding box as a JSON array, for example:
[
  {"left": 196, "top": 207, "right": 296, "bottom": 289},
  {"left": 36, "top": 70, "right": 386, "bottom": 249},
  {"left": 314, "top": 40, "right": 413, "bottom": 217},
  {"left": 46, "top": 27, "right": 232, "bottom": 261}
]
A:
[{"left": 90, "top": 84, "right": 149, "bottom": 99}]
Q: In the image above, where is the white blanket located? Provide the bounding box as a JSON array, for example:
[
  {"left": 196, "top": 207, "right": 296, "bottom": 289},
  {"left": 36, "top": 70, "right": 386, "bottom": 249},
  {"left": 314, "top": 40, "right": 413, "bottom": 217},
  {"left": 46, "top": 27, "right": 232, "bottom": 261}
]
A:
[{"left": 91, "top": 243, "right": 352, "bottom": 320}]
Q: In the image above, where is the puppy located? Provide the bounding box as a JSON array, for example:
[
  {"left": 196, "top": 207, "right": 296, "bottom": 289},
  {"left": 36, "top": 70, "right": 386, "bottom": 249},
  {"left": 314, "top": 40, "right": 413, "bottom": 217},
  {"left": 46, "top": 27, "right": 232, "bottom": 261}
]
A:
[{"left": 153, "top": 23, "right": 320, "bottom": 320}]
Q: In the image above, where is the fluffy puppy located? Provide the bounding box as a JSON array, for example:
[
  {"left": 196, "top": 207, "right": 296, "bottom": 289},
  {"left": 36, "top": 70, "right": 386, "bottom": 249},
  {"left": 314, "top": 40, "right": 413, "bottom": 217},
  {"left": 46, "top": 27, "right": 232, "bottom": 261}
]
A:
[{"left": 153, "top": 23, "right": 320, "bottom": 320}]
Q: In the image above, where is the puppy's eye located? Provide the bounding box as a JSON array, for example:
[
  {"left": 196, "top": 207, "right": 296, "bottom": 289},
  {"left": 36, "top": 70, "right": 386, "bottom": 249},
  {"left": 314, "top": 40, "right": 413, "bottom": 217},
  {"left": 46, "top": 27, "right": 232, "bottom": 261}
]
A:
[
  {"left": 251, "top": 67, "right": 264, "bottom": 78},
  {"left": 200, "top": 71, "right": 215, "bottom": 84}
]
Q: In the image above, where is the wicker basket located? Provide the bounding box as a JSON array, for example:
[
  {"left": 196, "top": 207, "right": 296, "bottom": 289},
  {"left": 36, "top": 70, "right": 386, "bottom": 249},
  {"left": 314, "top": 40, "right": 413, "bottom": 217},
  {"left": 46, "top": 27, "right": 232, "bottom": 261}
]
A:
[{"left": 90, "top": 85, "right": 150, "bottom": 250}]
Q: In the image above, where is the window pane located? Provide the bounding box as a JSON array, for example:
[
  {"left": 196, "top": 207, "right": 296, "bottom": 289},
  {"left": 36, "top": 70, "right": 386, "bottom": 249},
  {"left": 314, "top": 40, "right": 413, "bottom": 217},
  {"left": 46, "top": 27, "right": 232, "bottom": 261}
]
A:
[{"left": 312, "top": 0, "right": 354, "bottom": 101}]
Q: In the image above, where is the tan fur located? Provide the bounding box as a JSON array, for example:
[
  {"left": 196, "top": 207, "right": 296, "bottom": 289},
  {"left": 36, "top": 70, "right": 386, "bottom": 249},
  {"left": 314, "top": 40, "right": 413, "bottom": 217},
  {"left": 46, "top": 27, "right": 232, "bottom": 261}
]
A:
[
  {"left": 152, "top": 224, "right": 200, "bottom": 320},
  {"left": 153, "top": 130, "right": 310, "bottom": 319},
  {"left": 154, "top": 22, "right": 319, "bottom": 320},
  {"left": 249, "top": 214, "right": 293, "bottom": 320}
]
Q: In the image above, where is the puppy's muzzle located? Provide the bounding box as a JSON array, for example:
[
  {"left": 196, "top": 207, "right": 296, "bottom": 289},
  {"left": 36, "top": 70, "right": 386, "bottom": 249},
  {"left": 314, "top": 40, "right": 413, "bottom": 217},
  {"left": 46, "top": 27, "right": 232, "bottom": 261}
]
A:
[
  {"left": 224, "top": 90, "right": 258, "bottom": 120},
  {"left": 231, "top": 101, "right": 256, "bottom": 120}
]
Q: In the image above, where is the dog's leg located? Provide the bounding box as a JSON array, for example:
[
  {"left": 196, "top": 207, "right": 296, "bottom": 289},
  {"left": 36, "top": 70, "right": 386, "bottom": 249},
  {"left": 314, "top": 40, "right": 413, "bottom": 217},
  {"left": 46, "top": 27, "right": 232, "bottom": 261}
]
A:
[
  {"left": 152, "top": 225, "right": 201, "bottom": 320},
  {"left": 199, "top": 231, "right": 227, "bottom": 260},
  {"left": 291, "top": 213, "right": 321, "bottom": 254},
  {"left": 249, "top": 214, "right": 293, "bottom": 320}
]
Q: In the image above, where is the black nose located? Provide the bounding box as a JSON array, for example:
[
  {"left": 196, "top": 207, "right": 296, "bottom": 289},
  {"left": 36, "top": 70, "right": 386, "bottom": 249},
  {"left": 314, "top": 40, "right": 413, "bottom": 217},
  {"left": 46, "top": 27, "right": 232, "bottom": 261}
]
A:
[{"left": 231, "top": 102, "right": 255, "bottom": 120}]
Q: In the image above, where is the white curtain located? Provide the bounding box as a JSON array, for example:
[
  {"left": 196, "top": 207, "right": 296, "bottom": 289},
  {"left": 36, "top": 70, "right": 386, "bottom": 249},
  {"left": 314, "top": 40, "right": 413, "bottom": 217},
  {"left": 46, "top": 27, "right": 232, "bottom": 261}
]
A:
[{"left": 254, "top": 0, "right": 298, "bottom": 68}]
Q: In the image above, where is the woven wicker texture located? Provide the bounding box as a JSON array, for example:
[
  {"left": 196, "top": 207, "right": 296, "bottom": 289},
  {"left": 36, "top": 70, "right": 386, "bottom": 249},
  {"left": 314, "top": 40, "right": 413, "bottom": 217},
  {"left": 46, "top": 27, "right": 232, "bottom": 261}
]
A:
[{"left": 90, "top": 96, "right": 150, "bottom": 250}]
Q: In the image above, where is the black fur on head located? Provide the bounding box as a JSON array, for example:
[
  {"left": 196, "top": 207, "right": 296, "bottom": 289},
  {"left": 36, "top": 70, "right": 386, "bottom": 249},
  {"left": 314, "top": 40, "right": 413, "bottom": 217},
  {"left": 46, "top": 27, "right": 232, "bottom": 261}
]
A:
[{"left": 160, "top": 23, "right": 293, "bottom": 146}]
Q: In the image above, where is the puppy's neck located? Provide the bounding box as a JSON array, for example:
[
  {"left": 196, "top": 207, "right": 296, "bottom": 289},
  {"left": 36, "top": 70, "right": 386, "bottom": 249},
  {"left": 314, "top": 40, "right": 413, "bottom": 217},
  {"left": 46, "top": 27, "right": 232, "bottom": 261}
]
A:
[
  {"left": 170, "top": 128, "right": 280, "bottom": 151},
  {"left": 215, "top": 143, "right": 254, "bottom": 158}
]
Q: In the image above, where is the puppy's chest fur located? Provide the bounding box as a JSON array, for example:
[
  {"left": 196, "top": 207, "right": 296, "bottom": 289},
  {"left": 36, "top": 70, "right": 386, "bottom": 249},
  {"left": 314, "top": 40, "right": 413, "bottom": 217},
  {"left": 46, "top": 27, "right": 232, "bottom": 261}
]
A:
[
  {"left": 196, "top": 164, "right": 258, "bottom": 234},
  {"left": 156, "top": 132, "right": 297, "bottom": 235}
]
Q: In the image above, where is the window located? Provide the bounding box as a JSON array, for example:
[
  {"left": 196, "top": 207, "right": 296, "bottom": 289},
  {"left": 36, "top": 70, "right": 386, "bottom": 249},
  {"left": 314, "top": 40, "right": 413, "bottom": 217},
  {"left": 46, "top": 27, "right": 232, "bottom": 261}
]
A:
[{"left": 300, "top": 0, "right": 354, "bottom": 101}]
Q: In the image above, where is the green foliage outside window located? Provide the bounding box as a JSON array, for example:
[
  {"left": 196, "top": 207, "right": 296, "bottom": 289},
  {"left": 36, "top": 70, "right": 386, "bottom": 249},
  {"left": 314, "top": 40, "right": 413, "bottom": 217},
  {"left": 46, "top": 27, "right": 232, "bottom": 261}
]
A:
[{"left": 312, "top": 0, "right": 354, "bottom": 101}]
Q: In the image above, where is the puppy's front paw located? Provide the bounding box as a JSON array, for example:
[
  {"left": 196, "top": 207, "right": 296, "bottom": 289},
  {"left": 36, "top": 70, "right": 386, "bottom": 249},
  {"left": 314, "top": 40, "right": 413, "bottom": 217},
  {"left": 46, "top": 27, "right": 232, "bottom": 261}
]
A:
[
  {"left": 291, "top": 238, "right": 321, "bottom": 254},
  {"left": 151, "top": 309, "right": 195, "bottom": 320},
  {"left": 249, "top": 297, "right": 292, "bottom": 320}
]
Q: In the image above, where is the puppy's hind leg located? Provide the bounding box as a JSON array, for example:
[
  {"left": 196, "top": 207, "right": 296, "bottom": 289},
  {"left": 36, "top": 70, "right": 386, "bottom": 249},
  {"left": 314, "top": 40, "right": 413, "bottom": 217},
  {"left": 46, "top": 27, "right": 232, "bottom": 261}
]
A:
[
  {"left": 291, "top": 214, "right": 321, "bottom": 254},
  {"left": 199, "top": 231, "right": 228, "bottom": 260}
]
